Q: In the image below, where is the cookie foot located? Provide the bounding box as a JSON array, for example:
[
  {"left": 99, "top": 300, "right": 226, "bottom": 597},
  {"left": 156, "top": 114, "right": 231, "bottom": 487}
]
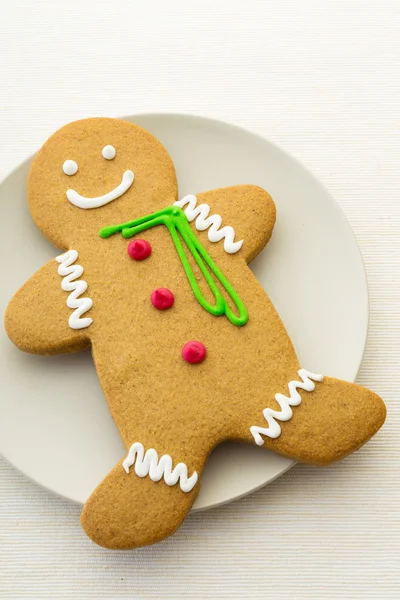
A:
[
  {"left": 249, "top": 375, "right": 386, "bottom": 465},
  {"left": 81, "top": 456, "right": 198, "bottom": 550}
]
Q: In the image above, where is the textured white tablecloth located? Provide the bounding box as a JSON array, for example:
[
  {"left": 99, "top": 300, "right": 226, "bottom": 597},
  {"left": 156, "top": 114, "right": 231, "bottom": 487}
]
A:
[{"left": 1, "top": 1, "right": 399, "bottom": 598}]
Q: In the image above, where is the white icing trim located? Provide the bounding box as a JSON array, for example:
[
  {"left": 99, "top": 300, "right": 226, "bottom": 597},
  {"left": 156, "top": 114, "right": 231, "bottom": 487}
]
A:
[
  {"left": 123, "top": 442, "right": 198, "bottom": 493},
  {"left": 173, "top": 194, "right": 243, "bottom": 254},
  {"left": 66, "top": 170, "right": 134, "bottom": 209},
  {"left": 250, "top": 369, "right": 323, "bottom": 445},
  {"left": 56, "top": 250, "right": 93, "bottom": 330}
]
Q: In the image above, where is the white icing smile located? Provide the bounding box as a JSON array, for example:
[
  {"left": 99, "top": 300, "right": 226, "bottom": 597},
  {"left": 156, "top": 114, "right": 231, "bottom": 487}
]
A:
[{"left": 66, "top": 169, "right": 135, "bottom": 209}]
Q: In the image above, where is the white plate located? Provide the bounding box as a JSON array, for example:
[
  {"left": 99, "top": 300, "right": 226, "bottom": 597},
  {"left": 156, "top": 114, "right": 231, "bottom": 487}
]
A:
[{"left": 0, "top": 113, "right": 368, "bottom": 511}]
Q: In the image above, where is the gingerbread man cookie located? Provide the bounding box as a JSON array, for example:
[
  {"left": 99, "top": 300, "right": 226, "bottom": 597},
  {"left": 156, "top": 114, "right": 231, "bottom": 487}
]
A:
[{"left": 5, "top": 118, "right": 386, "bottom": 549}]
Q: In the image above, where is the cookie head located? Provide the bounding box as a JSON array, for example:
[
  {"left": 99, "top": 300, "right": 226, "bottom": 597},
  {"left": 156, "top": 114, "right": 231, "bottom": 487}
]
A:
[{"left": 27, "top": 118, "right": 177, "bottom": 247}]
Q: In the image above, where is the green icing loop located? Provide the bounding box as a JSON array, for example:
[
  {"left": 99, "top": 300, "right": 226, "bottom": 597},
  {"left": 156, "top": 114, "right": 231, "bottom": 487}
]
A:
[{"left": 99, "top": 206, "right": 248, "bottom": 327}]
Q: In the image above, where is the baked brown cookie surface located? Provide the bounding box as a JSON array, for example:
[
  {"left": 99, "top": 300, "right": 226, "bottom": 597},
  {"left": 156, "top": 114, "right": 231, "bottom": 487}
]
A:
[{"left": 5, "top": 118, "right": 386, "bottom": 549}]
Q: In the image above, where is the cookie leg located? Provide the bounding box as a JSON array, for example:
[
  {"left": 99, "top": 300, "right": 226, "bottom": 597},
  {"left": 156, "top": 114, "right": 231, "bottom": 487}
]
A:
[
  {"left": 81, "top": 445, "right": 201, "bottom": 549},
  {"left": 247, "top": 374, "right": 386, "bottom": 465}
]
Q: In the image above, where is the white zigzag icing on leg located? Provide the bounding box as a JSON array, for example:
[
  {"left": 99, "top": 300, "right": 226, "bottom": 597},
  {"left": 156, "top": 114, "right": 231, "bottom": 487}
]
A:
[
  {"left": 122, "top": 442, "right": 198, "bottom": 493},
  {"left": 250, "top": 369, "right": 324, "bottom": 445}
]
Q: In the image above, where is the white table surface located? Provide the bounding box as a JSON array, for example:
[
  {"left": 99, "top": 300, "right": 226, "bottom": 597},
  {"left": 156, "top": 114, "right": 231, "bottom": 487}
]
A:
[{"left": 1, "top": 1, "right": 399, "bottom": 598}]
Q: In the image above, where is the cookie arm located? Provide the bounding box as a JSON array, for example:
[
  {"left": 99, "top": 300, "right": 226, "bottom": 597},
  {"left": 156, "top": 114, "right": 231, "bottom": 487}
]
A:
[
  {"left": 4, "top": 258, "right": 92, "bottom": 355},
  {"left": 181, "top": 184, "right": 276, "bottom": 264}
]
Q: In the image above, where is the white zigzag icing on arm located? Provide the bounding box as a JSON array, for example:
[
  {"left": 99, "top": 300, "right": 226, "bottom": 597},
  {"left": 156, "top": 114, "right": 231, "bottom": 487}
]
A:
[
  {"left": 56, "top": 250, "right": 93, "bottom": 330},
  {"left": 122, "top": 442, "right": 198, "bottom": 493},
  {"left": 173, "top": 195, "right": 243, "bottom": 254},
  {"left": 250, "top": 369, "right": 324, "bottom": 445}
]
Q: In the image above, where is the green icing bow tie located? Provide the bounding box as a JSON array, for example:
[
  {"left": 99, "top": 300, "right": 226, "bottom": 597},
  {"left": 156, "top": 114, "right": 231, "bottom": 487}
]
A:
[{"left": 99, "top": 205, "right": 248, "bottom": 327}]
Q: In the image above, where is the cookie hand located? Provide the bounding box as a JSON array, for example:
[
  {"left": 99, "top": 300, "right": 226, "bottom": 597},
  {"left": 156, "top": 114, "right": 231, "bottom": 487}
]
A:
[
  {"left": 180, "top": 185, "right": 276, "bottom": 264},
  {"left": 5, "top": 257, "right": 92, "bottom": 354}
]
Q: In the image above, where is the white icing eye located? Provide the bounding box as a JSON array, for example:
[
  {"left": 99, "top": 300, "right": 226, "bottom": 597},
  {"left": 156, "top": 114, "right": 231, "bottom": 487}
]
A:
[
  {"left": 102, "top": 145, "right": 116, "bottom": 160},
  {"left": 63, "top": 160, "right": 78, "bottom": 176}
]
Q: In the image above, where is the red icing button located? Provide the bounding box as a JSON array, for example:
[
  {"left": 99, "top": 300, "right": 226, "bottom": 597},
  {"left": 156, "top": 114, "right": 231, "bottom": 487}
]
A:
[
  {"left": 151, "top": 288, "right": 174, "bottom": 310},
  {"left": 128, "top": 239, "right": 152, "bottom": 260},
  {"left": 182, "top": 341, "right": 207, "bottom": 364}
]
